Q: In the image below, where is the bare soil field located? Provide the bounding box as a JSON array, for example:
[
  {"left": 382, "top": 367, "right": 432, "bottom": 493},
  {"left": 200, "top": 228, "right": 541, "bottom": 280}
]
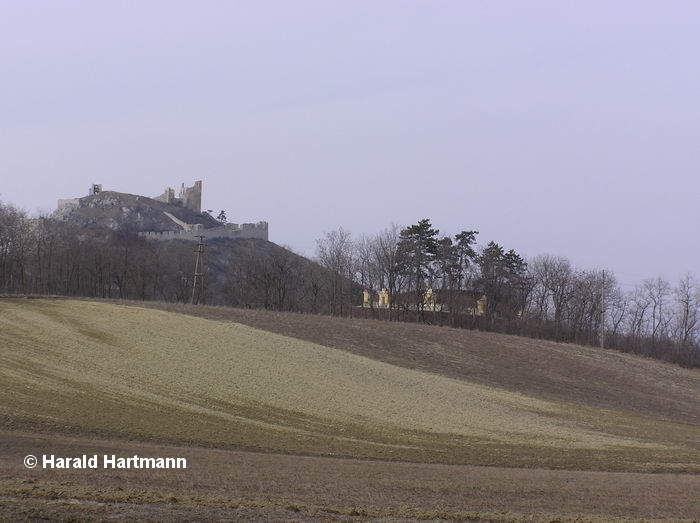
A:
[
  {"left": 1, "top": 298, "right": 698, "bottom": 520},
  {"left": 2, "top": 431, "right": 699, "bottom": 521}
]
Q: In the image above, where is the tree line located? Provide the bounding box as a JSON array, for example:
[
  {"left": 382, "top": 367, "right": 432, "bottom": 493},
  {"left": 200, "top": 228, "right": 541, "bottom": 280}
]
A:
[
  {"left": 1, "top": 200, "right": 697, "bottom": 366},
  {"left": 0, "top": 200, "right": 340, "bottom": 311},
  {"left": 0, "top": 203, "right": 196, "bottom": 302},
  {"left": 314, "top": 219, "right": 698, "bottom": 367}
]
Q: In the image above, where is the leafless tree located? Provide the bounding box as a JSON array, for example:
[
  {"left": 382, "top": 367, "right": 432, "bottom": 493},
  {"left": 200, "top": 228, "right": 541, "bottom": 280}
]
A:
[
  {"left": 643, "top": 277, "right": 672, "bottom": 343},
  {"left": 372, "top": 225, "right": 404, "bottom": 307},
  {"left": 627, "top": 285, "right": 651, "bottom": 340},
  {"left": 673, "top": 273, "right": 699, "bottom": 346},
  {"left": 316, "top": 227, "right": 355, "bottom": 315},
  {"left": 607, "top": 286, "right": 628, "bottom": 344}
]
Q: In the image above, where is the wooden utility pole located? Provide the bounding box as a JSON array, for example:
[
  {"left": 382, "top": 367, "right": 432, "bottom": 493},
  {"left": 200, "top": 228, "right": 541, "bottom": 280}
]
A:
[{"left": 191, "top": 235, "right": 206, "bottom": 305}]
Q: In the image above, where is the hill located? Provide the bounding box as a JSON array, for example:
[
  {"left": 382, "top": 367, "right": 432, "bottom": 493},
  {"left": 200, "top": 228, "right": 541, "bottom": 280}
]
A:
[
  {"left": 54, "top": 190, "right": 220, "bottom": 231},
  {"left": 1, "top": 298, "right": 698, "bottom": 520},
  {"left": 2, "top": 298, "right": 697, "bottom": 471},
  {"left": 138, "top": 301, "right": 699, "bottom": 425},
  {"left": 183, "top": 236, "right": 351, "bottom": 307}
]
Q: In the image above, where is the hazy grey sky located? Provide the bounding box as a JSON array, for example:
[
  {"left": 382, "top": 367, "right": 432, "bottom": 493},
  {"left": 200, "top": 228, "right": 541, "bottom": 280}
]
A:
[{"left": 1, "top": 1, "right": 698, "bottom": 287}]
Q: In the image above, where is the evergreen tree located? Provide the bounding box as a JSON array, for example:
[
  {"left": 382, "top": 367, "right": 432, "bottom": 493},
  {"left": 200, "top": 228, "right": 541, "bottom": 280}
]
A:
[
  {"left": 478, "top": 242, "right": 528, "bottom": 318},
  {"left": 435, "top": 236, "right": 459, "bottom": 292},
  {"left": 454, "top": 230, "right": 479, "bottom": 290},
  {"left": 397, "top": 219, "right": 439, "bottom": 309}
]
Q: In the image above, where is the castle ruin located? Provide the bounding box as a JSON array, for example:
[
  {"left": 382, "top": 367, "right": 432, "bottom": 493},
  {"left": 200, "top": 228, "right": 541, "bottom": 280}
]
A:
[
  {"left": 57, "top": 183, "right": 104, "bottom": 212},
  {"left": 55, "top": 180, "right": 268, "bottom": 242},
  {"left": 155, "top": 181, "right": 202, "bottom": 213}
]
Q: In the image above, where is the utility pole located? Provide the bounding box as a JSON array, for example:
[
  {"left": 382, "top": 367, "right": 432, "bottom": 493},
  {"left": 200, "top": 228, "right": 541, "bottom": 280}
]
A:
[
  {"left": 599, "top": 271, "right": 606, "bottom": 348},
  {"left": 191, "top": 235, "right": 206, "bottom": 305}
]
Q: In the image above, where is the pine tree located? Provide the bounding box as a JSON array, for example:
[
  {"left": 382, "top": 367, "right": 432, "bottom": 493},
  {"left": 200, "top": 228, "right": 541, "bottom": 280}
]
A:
[{"left": 397, "top": 219, "right": 439, "bottom": 309}]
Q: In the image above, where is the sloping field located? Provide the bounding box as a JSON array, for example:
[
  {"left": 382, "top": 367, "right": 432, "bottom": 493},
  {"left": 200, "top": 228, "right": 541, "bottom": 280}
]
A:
[
  {"left": 133, "top": 300, "right": 700, "bottom": 425},
  {"left": 1, "top": 299, "right": 698, "bottom": 473}
]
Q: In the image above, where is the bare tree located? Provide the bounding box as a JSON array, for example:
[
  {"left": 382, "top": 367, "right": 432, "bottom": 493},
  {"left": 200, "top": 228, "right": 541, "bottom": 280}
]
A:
[
  {"left": 673, "top": 273, "right": 699, "bottom": 346},
  {"left": 316, "top": 227, "right": 355, "bottom": 315},
  {"left": 371, "top": 225, "right": 405, "bottom": 309},
  {"left": 628, "top": 285, "right": 651, "bottom": 341},
  {"left": 355, "top": 234, "right": 380, "bottom": 305},
  {"left": 607, "top": 286, "right": 628, "bottom": 344},
  {"left": 533, "top": 255, "right": 574, "bottom": 336},
  {"left": 643, "top": 277, "right": 672, "bottom": 343}
]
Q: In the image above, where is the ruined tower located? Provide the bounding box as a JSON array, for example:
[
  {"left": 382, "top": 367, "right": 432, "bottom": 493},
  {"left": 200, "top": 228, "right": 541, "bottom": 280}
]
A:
[
  {"left": 154, "top": 180, "right": 202, "bottom": 212},
  {"left": 179, "top": 180, "right": 202, "bottom": 213}
]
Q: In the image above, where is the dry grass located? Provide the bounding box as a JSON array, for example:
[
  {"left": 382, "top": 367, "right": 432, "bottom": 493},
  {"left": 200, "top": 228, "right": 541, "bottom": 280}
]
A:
[
  {"left": 130, "top": 300, "right": 700, "bottom": 425},
  {"left": 1, "top": 299, "right": 698, "bottom": 474}
]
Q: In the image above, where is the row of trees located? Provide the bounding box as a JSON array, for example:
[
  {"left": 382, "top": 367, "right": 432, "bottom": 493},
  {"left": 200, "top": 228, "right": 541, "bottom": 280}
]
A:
[
  {"left": 1, "top": 201, "right": 201, "bottom": 302},
  {"left": 2, "top": 200, "right": 697, "bottom": 366},
  {"left": 0, "top": 200, "right": 341, "bottom": 312},
  {"left": 526, "top": 255, "right": 698, "bottom": 364},
  {"left": 316, "top": 220, "right": 530, "bottom": 320},
  {"left": 315, "top": 219, "right": 699, "bottom": 366}
]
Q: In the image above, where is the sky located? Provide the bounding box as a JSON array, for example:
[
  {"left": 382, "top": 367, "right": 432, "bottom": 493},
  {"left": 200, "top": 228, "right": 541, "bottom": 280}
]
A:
[{"left": 1, "top": 1, "right": 698, "bottom": 289}]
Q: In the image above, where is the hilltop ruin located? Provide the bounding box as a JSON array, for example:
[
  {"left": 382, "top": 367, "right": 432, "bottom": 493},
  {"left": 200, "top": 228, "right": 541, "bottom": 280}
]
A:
[
  {"left": 154, "top": 181, "right": 202, "bottom": 213},
  {"left": 54, "top": 180, "right": 268, "bottom": 241}
]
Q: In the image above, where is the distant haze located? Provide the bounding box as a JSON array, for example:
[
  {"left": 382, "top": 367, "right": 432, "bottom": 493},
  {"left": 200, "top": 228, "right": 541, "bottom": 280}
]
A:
[{"left": 1, "top": 1, "right": 698, "bottom": 288}]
